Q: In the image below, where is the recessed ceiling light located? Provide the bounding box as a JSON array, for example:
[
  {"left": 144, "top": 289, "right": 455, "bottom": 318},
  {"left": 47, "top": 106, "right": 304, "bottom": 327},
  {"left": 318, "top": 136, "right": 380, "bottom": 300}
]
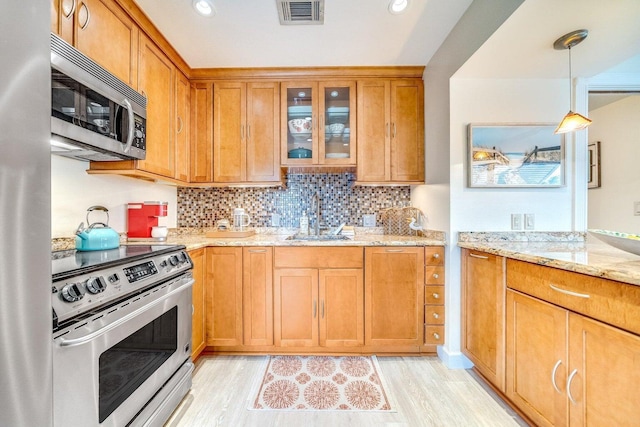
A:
[
  {"left": 193, "top": 0, "right": 215, "bottom": 17},
  {"left": 388, "top": 0, "right": 408, "bottom": 14}
]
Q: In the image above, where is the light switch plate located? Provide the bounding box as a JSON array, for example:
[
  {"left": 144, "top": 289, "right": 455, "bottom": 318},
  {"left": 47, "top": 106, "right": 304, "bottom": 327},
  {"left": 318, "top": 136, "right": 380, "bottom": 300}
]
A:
[
  {"left": 524, "top": 213, "right": 535, "bottom": 230},
  {"left": 511, "top": 214, "right": 522, "bottom": 230},
  {"left": 363, "top": 214, "right": 376, "bottom": 227}
]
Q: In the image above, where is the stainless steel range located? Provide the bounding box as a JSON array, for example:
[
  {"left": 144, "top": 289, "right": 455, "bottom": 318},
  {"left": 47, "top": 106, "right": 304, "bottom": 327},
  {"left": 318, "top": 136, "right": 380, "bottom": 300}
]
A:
[{"left": 52, "top": 245, "right": 194, "bottom": 427}]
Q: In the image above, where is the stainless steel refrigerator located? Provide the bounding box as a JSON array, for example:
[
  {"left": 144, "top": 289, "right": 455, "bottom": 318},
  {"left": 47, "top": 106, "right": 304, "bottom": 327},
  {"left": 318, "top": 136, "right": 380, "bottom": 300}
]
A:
[{"left": 0, "top": 1, "right": 53, "bottom": 426}]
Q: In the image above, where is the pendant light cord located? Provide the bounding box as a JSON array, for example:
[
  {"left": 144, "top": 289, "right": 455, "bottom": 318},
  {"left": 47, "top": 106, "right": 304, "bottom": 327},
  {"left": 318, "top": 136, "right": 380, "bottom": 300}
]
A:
[{"left": 568, "top": 46, "right": 573, "bottom": 111}]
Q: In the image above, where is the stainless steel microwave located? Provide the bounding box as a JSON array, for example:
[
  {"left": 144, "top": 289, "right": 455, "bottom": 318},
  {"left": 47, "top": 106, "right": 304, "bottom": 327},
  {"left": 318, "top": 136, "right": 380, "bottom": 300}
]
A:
[{"left": 50, "top": 33, "right": 146, "bottom": 162}]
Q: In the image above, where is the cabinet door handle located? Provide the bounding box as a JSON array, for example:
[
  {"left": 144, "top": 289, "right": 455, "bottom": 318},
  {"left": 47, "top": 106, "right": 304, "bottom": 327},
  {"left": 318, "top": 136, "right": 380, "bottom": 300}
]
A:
[
  {"left": 62, "top": 0, "right": 76, "bottom": 18},
  {"left": 313, "top": 299, "right": 317, "bottom": 318},
  {"left": 385, "top": 248, "right": 404, "bottom": 253},
  {"left": 469, "top": 253, "right": 489, "bottom": 259},
  {"left": 177, "top": 116, "right": 183, "bottom": 134},
  {"left": 321, "top": 300, "right": 324, "bottom": 318},
  {"left": 392, "top": 123, "right": 397, "bottom": 138},
  {"left": 551, "top": 359, "right": 563, "bottom": 393},
  {"left": 248, "top": 249, "right": 267, "bottom": 253},
  {"left": 78, "top": 2, "right": 90, "bottom": 30},
  {"left": 549, "top": 284, "right": 590, "bottom": 299},
  {"left": 386, "top": 123, "right": 389, "bottom": 138},
  {"left": 241, "top": 125, "right": 244, "bottom": 140},
  {"left": 247, "top": 124, "right": 250, "bottom": 140},
  {"left": 567, "top": 369, "right": 579, "bottom": 405}
]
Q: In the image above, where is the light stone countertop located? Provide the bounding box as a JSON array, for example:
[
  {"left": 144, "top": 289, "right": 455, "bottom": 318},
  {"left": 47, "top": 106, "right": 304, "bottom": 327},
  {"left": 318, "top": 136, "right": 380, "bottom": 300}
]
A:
[
  {"left": 52, "top": 227, "right": 446, "bottom": 252},
  {"left": 458, "top": 232, "right": 640, "bottom": 286}
]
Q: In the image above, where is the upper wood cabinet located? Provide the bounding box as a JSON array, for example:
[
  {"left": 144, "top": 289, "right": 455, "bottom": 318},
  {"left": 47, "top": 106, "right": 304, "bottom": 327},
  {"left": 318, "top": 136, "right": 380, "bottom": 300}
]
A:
[
  {"left": 461, "top": 249, "right": 506, "bottom": 392},
  {"left": 57, "top": 0, "right": 139, "bottom": 87},
  {"left": 356, "top": 79, "right": 424, "bottom": 184},
  {"left": 213, "top": 82, "right": 280, "bottom": 183},
  {"left": 189, "top": 82, "right": 213, "bottom": 183},
  {"left": 174, "top": 71, "right": 190, "bottom": 182},
  {"left": 281, "top": 81, "right": 356, "bottom": 166},
  {"left": 364, "top": 247, "right": 424, "bottom": 349}
]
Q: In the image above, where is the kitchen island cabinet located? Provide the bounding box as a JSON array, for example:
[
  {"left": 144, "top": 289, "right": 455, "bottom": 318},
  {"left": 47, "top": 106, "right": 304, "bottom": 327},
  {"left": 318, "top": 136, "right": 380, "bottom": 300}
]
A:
[
  {"left": 273, "top": 247, "right": 364, "bottom": 349},
  {"left": 505, "top": 259, "right": 640, "bottom": 427},
  {"left": 365, "top": 247, "right": 424, "bottom": 350},
  {"left": 461, "top": 249, "right": 506, "bottom": 392}
]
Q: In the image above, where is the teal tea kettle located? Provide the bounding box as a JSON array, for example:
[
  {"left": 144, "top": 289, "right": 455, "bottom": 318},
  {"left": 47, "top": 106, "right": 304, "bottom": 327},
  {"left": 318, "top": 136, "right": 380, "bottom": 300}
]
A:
[{"left": 75, "top": 206, "right": 121, "bottom": 251}]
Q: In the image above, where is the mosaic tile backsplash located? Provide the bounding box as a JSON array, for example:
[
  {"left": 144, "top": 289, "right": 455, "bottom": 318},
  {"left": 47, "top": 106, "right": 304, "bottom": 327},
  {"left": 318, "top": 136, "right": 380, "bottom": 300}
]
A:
[{"left": 177, "top": 173, "right": 411, "bottom": 228}]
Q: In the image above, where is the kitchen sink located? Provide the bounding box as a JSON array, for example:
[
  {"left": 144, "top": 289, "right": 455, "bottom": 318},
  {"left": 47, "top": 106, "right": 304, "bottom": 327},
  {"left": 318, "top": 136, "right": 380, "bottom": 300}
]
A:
[{"left": 286, "top": 233, "right": 351, "bottom": 241}]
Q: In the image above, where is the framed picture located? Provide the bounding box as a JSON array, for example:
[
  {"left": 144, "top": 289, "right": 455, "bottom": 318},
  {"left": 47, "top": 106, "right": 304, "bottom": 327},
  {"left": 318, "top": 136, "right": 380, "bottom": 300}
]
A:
[
  {"left": 468, "top": 123, "right": 565, "bottom": 188},
  {"left": 588, "top": 141, "right": 601, "bottom": 189}
]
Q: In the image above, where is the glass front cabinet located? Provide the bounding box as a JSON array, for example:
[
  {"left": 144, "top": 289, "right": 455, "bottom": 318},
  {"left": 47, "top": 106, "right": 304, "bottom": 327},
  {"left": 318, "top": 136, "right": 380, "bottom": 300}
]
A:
[{"left": 281, "top": 81, "right": 356, "bottom": 166}]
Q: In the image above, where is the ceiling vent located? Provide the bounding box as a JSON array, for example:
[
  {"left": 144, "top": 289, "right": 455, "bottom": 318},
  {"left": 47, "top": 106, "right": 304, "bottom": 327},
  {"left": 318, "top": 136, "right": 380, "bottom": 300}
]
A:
[{"left": 277, "top": 0, "right": 324, "bottom": 25}]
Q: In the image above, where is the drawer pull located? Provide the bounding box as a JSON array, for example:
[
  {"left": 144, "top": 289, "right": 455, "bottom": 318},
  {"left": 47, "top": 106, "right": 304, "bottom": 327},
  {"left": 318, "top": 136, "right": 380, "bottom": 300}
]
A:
[
  {"left": 432, "top": 312, "right": 439, "bottom": 319},
  {"left": 248, "top": 249, "right": 267, "bottom": 253},
  {"left": 432, "top": 332, "right": 440, "bottom": 340},
  {"left": 549, "top": 284, "right": 590, "bottom": 299},
  {"left": 432, "top": 273, "right": 439, "bottom": 279},
  {"left": 567, "top": 369, "right": 579, "bottom": 405},
  {"left": 469, "top": 253, "right": 489, "bottom": 259},
  {"left": 432, "top": 293, "right": 440, "bottom": 299},
  {"left": 551, "top": 359, "right": 563, "bottom": 393},
  {"left": 385, "top": 248, "right": 404, "bottom": 253},
  {"left": 432, "top": 253, "right": 440, "bottom": 259}
]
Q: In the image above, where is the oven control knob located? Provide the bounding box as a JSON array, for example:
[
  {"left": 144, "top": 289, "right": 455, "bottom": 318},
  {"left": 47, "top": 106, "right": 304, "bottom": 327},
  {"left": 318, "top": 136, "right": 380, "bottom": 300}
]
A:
[
  {"left": 85, "top": 277, "right": 107, "bottom": 294},
  {"left": 169, "top": 255, "right": 179, "bottom": 266},
  {"left": 61, "top": 283, "right": 85, "bottom": 302}
]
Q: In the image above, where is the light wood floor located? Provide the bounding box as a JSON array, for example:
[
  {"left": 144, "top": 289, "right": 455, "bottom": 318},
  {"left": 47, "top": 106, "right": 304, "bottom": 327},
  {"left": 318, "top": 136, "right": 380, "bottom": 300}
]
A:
[{"left": 166, "top": 355, "right": 529, "bottom": 427}]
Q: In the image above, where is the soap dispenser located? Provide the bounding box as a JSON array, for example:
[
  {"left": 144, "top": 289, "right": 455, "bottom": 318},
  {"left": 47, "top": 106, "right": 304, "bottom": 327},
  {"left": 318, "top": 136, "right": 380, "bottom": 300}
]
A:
[{"left": 299, "top": 211, "right": 309, "bottom": 234}]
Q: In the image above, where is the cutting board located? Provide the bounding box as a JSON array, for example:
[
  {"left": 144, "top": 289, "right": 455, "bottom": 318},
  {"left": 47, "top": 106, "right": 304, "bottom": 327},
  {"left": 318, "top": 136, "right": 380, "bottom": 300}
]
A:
[{"left": 205, "top": 230, "right": 256, "bottom": 238}]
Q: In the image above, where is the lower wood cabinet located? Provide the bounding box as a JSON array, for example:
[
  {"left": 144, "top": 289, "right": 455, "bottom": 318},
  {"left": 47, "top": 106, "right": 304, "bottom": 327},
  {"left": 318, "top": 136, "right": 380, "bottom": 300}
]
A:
[
  {"left": 424, "top": 246, "right": 445, "bottom": 351},
  {"left": 364, "top": 247, "right": 424, "bottom": 349},
  {"left": 205, "top": 247, "right": 243, "bottom": 347},
  {"left": 273, "top": 247, "right": 364, "bottom": 349},
  {"left": 461, "top": 249, "right": 506, "bottom": 391},
  {"left": 188, "top": 248, "right": 205, "bottom": 360},
  {"left": 242, "top": 247, "right": 274, "bottom": 346}
]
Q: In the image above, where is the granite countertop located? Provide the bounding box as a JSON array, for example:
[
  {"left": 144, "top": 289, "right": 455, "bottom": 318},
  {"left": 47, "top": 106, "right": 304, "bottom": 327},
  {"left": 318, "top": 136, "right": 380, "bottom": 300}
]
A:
[
  {"left": 52, "top": 227, "right": 446, "bottom": 252},
  {"left": 458, "top": 232, "right": 640, "bottom": 286}
]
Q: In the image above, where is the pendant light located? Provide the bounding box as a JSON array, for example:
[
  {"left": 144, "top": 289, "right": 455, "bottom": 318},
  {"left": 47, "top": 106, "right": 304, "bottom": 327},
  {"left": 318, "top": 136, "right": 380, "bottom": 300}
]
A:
[{"left": 553, "top": 29, "right": 592, "bottom": 134}]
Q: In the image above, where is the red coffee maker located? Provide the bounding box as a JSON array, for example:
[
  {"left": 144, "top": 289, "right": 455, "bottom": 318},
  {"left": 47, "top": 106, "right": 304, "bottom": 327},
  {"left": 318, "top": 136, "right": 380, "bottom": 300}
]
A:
[{"left": 127, "top": 201, "right": 168, "bottom": 238}]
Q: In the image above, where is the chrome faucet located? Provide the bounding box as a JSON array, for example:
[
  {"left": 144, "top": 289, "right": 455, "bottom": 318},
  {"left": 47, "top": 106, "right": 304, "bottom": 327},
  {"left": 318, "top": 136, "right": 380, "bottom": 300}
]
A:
[{"left": 311, "top": 191, "right": 321, "bottom": 235}]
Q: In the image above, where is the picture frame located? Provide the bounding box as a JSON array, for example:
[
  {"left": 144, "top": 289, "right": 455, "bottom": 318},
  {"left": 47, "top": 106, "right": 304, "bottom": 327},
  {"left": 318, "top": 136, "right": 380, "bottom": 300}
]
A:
[
  {"left": 467, "top": 123, "right": 565, "bottom": 188},
  {"left": 588, "top": 141, "right": 601, "bottom": 189}
]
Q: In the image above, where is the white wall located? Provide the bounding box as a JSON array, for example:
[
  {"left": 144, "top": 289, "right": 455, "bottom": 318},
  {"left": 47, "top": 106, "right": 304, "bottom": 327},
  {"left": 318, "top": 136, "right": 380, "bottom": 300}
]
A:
[
  {"left": 587, "top": 95, "right": 640, "bottom": 234},
  {"left": 51, "top": 155, "right": 177, "bottom": 237}
]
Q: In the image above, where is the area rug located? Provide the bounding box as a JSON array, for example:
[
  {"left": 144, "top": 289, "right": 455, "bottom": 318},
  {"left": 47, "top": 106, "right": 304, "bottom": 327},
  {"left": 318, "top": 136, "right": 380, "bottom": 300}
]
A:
[{"left": 249, "top": 355, "right": 394, "bottom": 411}]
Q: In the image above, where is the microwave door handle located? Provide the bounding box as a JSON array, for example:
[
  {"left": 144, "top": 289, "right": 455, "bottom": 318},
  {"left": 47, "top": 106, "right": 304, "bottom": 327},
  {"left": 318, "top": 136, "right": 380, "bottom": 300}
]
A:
[{"left": 122, "top": 98, "right": 135, "bottom": 153}]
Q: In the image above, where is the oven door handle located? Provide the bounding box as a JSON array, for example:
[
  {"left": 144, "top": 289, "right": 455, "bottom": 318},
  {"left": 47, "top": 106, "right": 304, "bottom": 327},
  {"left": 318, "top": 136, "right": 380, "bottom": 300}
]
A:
[{"left": 58, "top": 278, "right": 194, "bottom": 348}]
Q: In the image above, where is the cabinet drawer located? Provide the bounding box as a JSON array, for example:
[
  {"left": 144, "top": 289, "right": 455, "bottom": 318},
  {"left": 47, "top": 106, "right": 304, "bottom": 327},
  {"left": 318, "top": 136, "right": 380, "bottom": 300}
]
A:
[
  {"left": 425, "top": 285, "right": 444, "bottom": 305},
  {"left": 425, "top": 247, "right": 444, "bottom": 266},
  {"left": 424, "top": 325, "right": 444, "bottom": 344},
  {"left": 425, "top": 266, "right": 444, "bottom": 284},
  {"left": 425, "top": 306, "right": 445, "bottom": 325},
  {"left": 274, "top": 247, "right": 363, "bottom": 269},
  {"left": 507, "top": 259, "right": 640, "bottom": 336}
]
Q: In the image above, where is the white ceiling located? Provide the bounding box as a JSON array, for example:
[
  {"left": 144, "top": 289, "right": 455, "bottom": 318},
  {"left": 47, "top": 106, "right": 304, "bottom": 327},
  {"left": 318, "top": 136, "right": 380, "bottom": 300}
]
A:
[
  {"left": 133, "top": 0, "right": 473, "bottom": 68},
  {"left": 455, "top": 0, "right": 640, "bottom": 79}
]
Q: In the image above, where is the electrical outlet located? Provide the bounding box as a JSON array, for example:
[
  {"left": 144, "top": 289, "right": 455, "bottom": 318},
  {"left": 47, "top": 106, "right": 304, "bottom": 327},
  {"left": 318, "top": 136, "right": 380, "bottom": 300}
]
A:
[
  {"left": 270, "top": 213, "right": 281, "bottom": 227},
  {"left": 511, "top": 214, "right": 522, "bottom": 230},
  {"left": 524, "top": 213, "right": 535, "bottom": 230},
  {"left": 363, "top": 214, "right": 376, "bottom": 227},
  {"left": 635, "top": 201, "right": 640, "bottom": 216}
]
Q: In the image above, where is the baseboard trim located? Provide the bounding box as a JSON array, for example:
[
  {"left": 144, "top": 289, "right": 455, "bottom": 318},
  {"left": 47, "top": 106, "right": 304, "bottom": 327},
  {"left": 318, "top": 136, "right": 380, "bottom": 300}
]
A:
[{"left": 437, "top": 346, "right": 474, "bottom": 369}]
